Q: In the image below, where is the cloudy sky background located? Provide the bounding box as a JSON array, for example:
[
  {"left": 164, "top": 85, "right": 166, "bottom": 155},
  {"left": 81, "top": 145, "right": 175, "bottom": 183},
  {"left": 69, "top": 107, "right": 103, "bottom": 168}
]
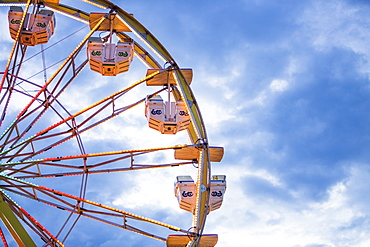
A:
[{"left": 1, "top": 0, "right": 370, "bottom": 246}]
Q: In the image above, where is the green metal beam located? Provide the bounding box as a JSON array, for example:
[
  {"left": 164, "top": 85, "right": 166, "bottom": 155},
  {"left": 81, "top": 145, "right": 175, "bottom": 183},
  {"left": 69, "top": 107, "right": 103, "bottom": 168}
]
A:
[{"left": 0, "top": 195, "right": 36, "bottom": 247}]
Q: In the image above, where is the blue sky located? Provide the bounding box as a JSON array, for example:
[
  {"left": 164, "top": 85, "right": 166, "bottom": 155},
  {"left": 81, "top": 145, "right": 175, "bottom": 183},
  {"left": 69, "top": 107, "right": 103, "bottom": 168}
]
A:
[{"left": 1, "top": 0, "right": 370, "bottom": 246}]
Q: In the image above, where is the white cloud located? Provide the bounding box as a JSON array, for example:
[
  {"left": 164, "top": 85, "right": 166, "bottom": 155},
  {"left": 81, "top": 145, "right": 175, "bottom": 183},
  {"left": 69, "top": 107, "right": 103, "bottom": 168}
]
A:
[
  {"left": 205, "top": 162, "right": 370, "bottom": 247},
  {"left": 270, "top": 79, "right": 288, "bottom": 92},
  {"left": 298, "top": 0, "right": 370, "bottom": 76}
]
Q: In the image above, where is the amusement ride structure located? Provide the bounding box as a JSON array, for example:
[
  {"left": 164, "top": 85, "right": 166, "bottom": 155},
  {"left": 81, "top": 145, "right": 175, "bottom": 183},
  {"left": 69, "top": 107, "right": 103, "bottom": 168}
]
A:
[{"left": 0, "top": 0, "right": 226, "bottom": 246}]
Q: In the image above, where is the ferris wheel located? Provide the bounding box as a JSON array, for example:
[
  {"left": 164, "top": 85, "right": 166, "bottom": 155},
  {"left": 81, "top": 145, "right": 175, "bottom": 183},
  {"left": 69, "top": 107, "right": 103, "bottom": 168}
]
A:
[{"left": 0, "top": 0, "right": 225, "bottom": 246}]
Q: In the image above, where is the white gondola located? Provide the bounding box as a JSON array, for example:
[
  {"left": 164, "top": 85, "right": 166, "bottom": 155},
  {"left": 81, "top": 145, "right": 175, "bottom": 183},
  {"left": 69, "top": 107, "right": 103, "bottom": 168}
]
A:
[
  {"left": 8, "top": 6, "right": 55, "bottom": 46},
  {"left": 209, "top": 175, "right": 226, "bottom": 212},
  {"left": 174, "top": 175, "right": 226, "bottom": 214},
  {"left": 174, "top": 176, "right": 196, "bottom": 213},
  {"left": 87, "top": 36, "right": 134, "bottom": 76},
  {"left": 145, "top": 95, "right": 190, "bottom": 134}
]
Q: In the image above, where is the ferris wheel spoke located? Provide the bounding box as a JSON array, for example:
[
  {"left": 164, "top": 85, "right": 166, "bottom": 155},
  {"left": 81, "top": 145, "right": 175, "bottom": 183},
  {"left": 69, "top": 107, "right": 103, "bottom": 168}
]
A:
[
  {"left": 0, "top": 192, "right": 64, "bottom": 247},
  {"left": 0, "top": 56, "right": 89, "bottom": 151},
  {"left": 2, "top": 144, "right": 192, "bottom": 177},
  {"left": 0, "top": 226, "right": 8, "bottom": 247},
  {"left": 0, "top": 73, "right": 44, "bottom": 113},
  {"left": 12, "top": 161, "right": 195, "bottom": 179},
  {"left": 0, "top": 69, "right": 166, "bottom": 161},
  {"left": 8, "top": 43, "right": 28, "bottom": 82},
  {"left": 0, "top": 0, "right": 31, "bottom": 91},
  {"left": 4, "top": 94, "right": 156, "bottom": 163},
  {"left": 3, "top": 143, "right": 189, "bottom": 166},
  {"left": 4, "top": 186, "right": 169, "bottom": 243},
  {"left": 14, "top": 99, "right": 148, "bottom": 162},
  {"left": 0, "top": 57, "right": 88, "bottom": 155},
  {"left": 1, "top": 186, "right": 82, "bottom": 244},
  {"left": 0, "top": 44, "right": 28, "bottom": 131},
  {"left": 1, "top": 42, "right": 28, "bottom": 96},
  {"left": 0, "top": 15, "right": 106, "bottom": 153},
  {"left": 0, "top": 174, "right": 189, "bottom": 240}
]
